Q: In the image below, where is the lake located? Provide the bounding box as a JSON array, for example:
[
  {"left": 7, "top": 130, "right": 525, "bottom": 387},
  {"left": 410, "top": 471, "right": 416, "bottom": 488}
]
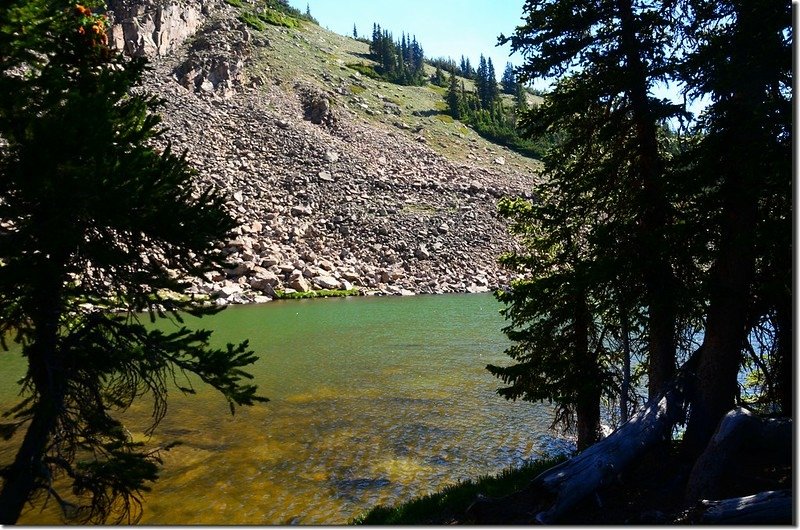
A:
[{"left": 2, "top": 293, "right": 567, "bottom": 524}]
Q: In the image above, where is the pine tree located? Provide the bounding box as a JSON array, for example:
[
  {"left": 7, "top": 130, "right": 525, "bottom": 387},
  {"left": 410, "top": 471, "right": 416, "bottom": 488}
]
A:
[
  {"left": 446, "top": 70, "right": 461, "bottom": 119},
  {"left": 0, "top": 0, "right": 266, "bottom": 523},
  {"left": 486, "top": 57, "right": 499, "bottom": 104},
  {"left": 501, "top": 61, "right": 516, "bottom": 94},
  {"left": 476, "top": 54, "right": 488, "bottom": 108},
  {"left": 495, "top": 0, "right": 791, "bottom": 455},
  {"left": 352, "top": 23, "right": 357, "bottom": 39},
  {"left": 679, "top": 0, "right": 792, "bottom": 454},
  {"left": 491, "top": 0, "right": 685, "bottom": 445}
]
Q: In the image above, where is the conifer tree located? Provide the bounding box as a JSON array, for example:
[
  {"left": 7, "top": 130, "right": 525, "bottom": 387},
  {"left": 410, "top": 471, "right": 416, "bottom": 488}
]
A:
[
  {"left": 486, "top": 57, "right": 499, "bottom": 104},
  {"left": 501, "top": 61, "right": 516, "bottom": 94},
  {"left": 0, "top": 0, "right": 266, "bottom": 523},
  {"left": 476, "top": 54, "right": 488, "bottom": 108},
  {"left": 446, "top": 71, "right": 462, "bottom": 119},
  {"left": 490, "top": 0, "right": 684, "bottom": 444},
  {"left": 495, "top": 0, "right": 791, "bottom": 455},
  {"left": 679, "top": 0, "right": 792, "bottom": 454}
]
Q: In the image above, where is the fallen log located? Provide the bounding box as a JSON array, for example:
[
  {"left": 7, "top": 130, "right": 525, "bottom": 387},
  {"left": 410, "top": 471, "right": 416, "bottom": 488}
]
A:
[
  {"left": 685, "top": 407, "right": 792, "bottom": 502},
  {"left": 690, "top": 490, "right": 792, "bottom": 524},
  {"left": 468, "top": 352, "right": 699, "bottom": 524}
]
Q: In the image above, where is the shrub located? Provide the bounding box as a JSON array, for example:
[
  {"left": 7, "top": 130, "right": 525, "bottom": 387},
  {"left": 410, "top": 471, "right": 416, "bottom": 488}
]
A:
[
  {"left": 273, "top": 289, "right": 361, "bottom": 300},
  {"left": 239, "top": 12, "right": 266, "bottom": 31},
  {"left": 346, "top": 62, "right": 382, "bottom": 80},
  {"left": 258, "top": 8, "right": 299, "bottom": 29}
]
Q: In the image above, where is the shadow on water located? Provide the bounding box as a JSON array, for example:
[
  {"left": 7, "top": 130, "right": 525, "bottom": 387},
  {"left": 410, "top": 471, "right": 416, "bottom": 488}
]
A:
[{"left": 2, "top": 293, "right": 565, "bottom": 525}]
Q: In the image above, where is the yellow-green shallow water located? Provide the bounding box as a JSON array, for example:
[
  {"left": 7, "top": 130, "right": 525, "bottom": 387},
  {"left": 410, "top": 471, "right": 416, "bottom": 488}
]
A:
[{"left": 0, "top": 293, "right": 567, "bottom": 524}]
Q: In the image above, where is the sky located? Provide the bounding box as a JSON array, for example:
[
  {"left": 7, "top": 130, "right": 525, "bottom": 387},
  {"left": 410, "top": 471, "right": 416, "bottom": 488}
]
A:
[{"left": 287, "top": 0, "right": 528, "bottom": 81}]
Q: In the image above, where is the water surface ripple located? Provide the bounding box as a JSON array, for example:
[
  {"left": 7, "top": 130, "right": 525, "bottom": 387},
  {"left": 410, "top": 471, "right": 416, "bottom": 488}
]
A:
[{"left": 1, "top": 293, "right": 569, "bottom": 524}]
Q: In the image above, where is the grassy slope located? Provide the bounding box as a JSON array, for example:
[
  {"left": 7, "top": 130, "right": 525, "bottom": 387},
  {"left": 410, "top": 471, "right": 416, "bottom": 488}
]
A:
[{"left": 246, "top": 17, "right": 544, "bottom": 175}]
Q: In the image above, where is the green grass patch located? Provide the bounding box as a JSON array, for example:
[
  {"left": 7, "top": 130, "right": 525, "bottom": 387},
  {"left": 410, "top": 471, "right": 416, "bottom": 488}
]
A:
[
  {"left": 435, "top": 114, "right": 454, "bottom": 123},
  {"left": 349, "top": 84, "right": 366, "bottom": 95},
  {"left": 223, "top": 0, "right": 243, "bottom": 7},
  {"left": 352, "top": 455, "right": 568, "bottom": 524},
  {"left": 273, "top": 288, "right": 360, "bottom": 300},
  {"left": 346, "top": 62, "right": 382, "bottom": 80},
  {"left": 258, "top": 8, "right": 300, "bottom": 28},
  {"left": 239, "top": 12, "right": 266, "bottom": 31}
]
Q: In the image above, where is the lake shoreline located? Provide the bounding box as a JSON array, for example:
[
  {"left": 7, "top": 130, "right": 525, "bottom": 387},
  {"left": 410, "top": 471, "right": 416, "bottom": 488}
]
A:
[{"left": 195, "top": 271, "right": 507, "bottom": 307}]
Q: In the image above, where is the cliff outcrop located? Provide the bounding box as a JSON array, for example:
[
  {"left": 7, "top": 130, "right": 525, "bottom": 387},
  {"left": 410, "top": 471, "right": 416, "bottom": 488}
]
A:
[{"left": 107, "top": 0, "right": 212, "bottom": 57}]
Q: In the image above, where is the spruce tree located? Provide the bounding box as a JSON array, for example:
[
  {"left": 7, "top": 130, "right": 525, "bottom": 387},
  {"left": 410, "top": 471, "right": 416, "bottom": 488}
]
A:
[
  {"left": 491, "top": 0, "right": 684, "bottom": 445},
  {"left": 446, "top": 71, "right": 461, "bottom": 119},
  {"left": 679, "top": 0, "right": 792, "bottom": 454},
  {"left": 0, "top": 0, "right": 266, "bottom": 523},
  {"left": 476, "top": 54, "right": 488, "bottom": 108},
  {"left": 501, "top": 62, "right": 516, "bottom": 94},
  {"left": 486, "top": 57, "right": 499, "bottom": 104},
  {"left": 496, "top": 0, "right": 791, "bottom": 455},
  {"left": 499, "top": 0, "right": 683, "bottom": 402}
]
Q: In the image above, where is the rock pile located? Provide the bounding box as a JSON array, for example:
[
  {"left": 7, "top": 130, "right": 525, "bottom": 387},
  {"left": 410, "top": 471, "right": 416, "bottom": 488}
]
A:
[
  {"left": 174, "top": 17, "right": 253, "bottom": 96},
  {"left": 126, "top": 4, "right": 537, "bottom": 305}
]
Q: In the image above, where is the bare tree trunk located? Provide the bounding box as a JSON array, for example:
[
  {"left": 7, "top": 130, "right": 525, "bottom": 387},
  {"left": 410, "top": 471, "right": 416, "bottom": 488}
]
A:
[
  {"left": 468, "top": 351, "right": 699, "bottom": 524},
  {"left": 688, "top": 490, "right": 792, "bottom": 524},
  {"left": 685, "top": 407, "right": 791, "bottom": 502}
]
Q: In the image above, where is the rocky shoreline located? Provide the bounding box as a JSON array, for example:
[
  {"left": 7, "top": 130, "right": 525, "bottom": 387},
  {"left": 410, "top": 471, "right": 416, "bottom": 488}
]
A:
[{"left": 111, "top": 0, "right": 540, "bottom": 306}]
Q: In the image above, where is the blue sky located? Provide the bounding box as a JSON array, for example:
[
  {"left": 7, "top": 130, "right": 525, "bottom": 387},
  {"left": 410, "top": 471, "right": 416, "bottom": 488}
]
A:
[{"left": 287, "top": 0, "right": 527, "bottom": 81}]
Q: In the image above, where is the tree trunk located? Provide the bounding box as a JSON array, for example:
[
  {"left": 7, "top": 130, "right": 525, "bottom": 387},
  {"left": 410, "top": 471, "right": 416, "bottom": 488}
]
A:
[
  {"left": 0, "top": 401, "right": 61, "bottom": 524},
  {"left": 0, "top": 279, "right": 65, "bottom": 524},
  {"left": 774, "top": 297, "right": 792, "bottom": 416},
  {"left": 619, "top": 297, "right": 631, "bottom": 423},
  {"left": 688, "top": 490, "right": 792, "bottom": 524},
  {"left": 685, "top": 407, "right": 791, "bottom": 502},
  {"left": 468, "top": 351, "right": 699, "bottom": 524},
  {"left": 574, "top": 286, "right": 600, "bottom": 451},
  {"left": 615, "top": 0, "right": 676, "bottom": 398}
]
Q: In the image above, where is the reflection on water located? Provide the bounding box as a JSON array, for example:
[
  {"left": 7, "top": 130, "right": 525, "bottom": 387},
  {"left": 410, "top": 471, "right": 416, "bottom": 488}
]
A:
[{"left": 0, "top": 293, "right": 568, "bottom": 524}]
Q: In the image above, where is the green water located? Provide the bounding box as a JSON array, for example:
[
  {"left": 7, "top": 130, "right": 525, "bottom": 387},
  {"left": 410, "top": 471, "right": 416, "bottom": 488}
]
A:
[{"left": 1, "top": 293, "right": 566, "bottom": 524}]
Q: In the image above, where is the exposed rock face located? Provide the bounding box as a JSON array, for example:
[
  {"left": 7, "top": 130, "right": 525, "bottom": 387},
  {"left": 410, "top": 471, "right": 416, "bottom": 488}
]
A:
[
  {"left": 123, "top": 5, "right": 538, "bottom": 305},
  {"left": 173, "top": 17, "right": 252, "bottom": 95},
  {"left": 296, "top": 83, "right": 336, "bottom": 126},
  {"left": 107, "top": 0, "right": 213, "bottom": 57}
]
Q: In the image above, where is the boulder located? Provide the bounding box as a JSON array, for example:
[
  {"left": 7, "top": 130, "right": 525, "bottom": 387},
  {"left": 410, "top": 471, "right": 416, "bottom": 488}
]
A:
[
  {"left": 313, "top": 275, "right": 341, "bottom": 290},
  {"left": 290, "top": 276, "right": 311, "bottom": 292}
]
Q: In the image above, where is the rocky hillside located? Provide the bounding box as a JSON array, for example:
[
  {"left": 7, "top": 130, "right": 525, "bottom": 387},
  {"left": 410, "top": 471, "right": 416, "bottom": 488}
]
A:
[{"left": 108, "top": 0, "right": 542, "bottom": 304}]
